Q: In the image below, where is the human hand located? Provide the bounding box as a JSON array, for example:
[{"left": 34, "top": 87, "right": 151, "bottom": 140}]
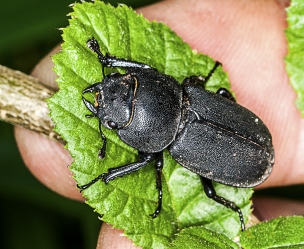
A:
[{"left": 15, "top": 0, "right": 304, "bottom": 248}]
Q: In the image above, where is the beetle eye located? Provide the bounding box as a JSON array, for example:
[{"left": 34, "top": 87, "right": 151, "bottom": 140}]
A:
[{"left": 107, "top": 120, "right": 118, "bottom": 129}]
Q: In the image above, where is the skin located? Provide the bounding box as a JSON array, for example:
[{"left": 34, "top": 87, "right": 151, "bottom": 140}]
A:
[{"left": 14, "top": 0, "right": 304, "bottom": 248}]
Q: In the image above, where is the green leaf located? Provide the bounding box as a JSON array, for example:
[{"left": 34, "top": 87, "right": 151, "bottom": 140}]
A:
[
  {"left": 240, "top": 216, "right": 304, "bottom": 249},
  {"left": 169, "top": 226, "right": 239, "bottom": 249},
  {"left": 49, "top": 1, "right": 252, "bottom": 248},
  {"left": 285, "top": 0, "right": 304, "bottom": 116}
]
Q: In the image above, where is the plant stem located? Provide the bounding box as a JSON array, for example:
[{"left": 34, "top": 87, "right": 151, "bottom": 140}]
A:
[{"left": 0, "top": 64, "right": 63, "bottom": 143}]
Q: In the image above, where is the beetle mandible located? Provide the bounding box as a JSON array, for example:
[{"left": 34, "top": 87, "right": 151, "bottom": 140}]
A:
[{"left": 78, "top": 38, "right": 274, "bottom": 231}]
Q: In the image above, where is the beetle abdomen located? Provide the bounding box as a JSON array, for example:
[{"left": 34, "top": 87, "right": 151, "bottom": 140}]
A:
[
  {"left": 169, "top": 86, "right": 274, "bottom": 187},
  {"left": 169, "top": 119, "right": 274, "bottom": 187},
  {"left": 184, "top": 86, "right": 273, "bottom": 149}
]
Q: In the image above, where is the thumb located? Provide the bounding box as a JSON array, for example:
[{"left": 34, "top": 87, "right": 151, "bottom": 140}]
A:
[{"left": 97, "top": 223, "right": 140, "bottom": 249}]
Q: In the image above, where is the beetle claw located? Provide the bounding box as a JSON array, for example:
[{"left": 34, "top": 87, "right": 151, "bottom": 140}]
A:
[
  {"left": 87, "top": 37, "right": 101, "bottom": 54},
  {"left": 98, "top": 147, "right": 106, "bottom": 159},
  {"left": 149, "top": 209, "right": 160, "bottom": 219},
  {"left": 82, "top": 82, "right": 102, "bottom": 94},
  {"left": 82, "top": 97, "right": 98, "bottom": 116}
]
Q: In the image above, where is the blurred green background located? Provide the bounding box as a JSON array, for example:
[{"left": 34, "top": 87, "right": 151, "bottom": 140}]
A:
[{"left": 0, "top": 1, "right": 303, "bottom": 249}]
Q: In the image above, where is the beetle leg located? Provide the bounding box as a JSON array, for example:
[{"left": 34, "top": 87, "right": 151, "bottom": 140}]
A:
[
  {"left": 77, "top": 152, "right": 155, "bottom": 191},
  {"left": 101, "top": 152, "right": 155, "bottom": 183},
  {"left": 216, "top": 88, "right": 236, "bottom": 102},
  {"left": 87, "top": 38, "right": 154, "bottom": 76},
  {"left": 150, "top": 152, "right": 163, "bottom": 218},
  {"left": 182, "top": 61, "right": 221, "bottom": 88},
  {"left": 200, "top": 177, "right": 245, "bottom": 231},
  {"left": 203, "top": 61, "right": 222, "bottom": 84}
]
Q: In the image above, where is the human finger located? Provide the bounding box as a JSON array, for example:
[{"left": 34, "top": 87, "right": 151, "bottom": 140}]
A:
[
  {"left": 139, "top": 0, "right": 303, "bottom": 188},
  {"left": 14, "top": 46, "right": 83, "bottom": 200}
]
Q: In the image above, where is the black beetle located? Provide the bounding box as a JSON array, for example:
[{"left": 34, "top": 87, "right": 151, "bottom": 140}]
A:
[{"left": 78, "top": 38, "right": 274, "bottom": 231}]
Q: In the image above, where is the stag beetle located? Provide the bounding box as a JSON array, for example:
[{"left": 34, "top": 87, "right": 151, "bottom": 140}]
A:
[{"left": 78, "top": 38, "right": 274, "bottom": 231}]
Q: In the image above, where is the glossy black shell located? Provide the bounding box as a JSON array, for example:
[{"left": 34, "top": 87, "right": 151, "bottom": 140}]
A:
[
  {"left": 168, "top": 85, "right": 274, "bottom": 187},
  {"left": 90, "top": 66, "right": 274, "bottom": 188},
  {"left": 117, "top": 68, "right": 182, "bottom": 153}
]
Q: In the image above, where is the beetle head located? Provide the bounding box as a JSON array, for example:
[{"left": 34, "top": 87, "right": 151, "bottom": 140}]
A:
[{"left": 83, "top": 73, "right": 137, "bottom": 130}]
